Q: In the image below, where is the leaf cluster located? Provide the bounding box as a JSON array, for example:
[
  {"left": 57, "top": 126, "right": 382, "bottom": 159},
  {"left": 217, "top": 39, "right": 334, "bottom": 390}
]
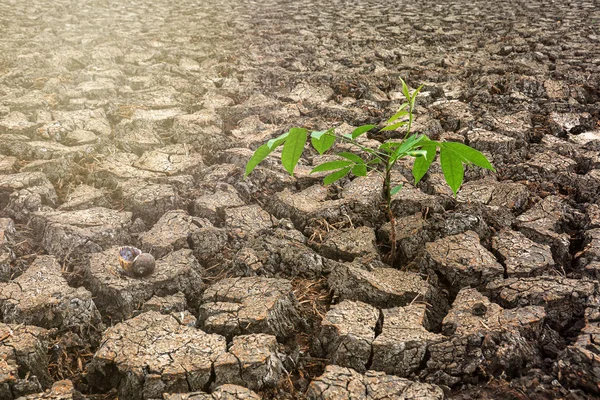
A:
[{"left": 245, "top": 79, "right": 494, "bottom": 196}]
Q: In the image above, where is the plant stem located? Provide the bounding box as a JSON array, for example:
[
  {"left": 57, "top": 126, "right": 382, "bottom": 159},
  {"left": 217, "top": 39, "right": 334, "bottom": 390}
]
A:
[
  {"left": 324, "top": 123, "right": 405, "bottom": 265},
  {"left": 405, "top": 114, "right": 413, "bottom": 140},
  {"left": 404, "top": 103, "right": 414, "bottom": 140}
]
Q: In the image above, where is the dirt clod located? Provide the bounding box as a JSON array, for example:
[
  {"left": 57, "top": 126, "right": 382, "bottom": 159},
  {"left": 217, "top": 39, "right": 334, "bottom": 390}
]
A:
[{"left": 199, "top": 277, "right": 304, "bottom": 339}]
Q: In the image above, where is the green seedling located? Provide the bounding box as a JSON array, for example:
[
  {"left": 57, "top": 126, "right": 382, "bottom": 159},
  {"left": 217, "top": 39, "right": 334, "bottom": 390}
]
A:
[{"left": 245, "top": 79, "right": 495, "bottom": 264}]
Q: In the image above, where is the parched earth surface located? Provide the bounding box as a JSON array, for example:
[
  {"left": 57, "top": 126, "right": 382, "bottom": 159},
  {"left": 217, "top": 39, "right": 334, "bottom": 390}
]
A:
[{"left": 0, "top": 0, "right": 599, "bottom": 398}]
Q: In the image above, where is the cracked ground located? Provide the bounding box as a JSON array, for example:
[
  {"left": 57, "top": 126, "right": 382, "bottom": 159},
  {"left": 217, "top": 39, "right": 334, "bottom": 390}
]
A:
[{"left": 0, "top": 0, "right": 599, "bottom": 399}]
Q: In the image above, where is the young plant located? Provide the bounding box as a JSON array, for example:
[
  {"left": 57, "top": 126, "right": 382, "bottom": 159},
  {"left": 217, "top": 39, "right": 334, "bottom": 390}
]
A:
[{"left": 245, "top": 79, "right": 494, "bottom": 264}]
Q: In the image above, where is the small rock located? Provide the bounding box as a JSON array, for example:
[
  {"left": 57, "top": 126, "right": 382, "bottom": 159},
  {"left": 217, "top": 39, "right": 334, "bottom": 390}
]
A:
[
  {"left": 307, "top": 365, "right": 444, "bottom": 400},
  {"left": 328, "top": 260, "right": 447, "bottom": 326},
  {"left": 340, "top": 174, "right": 383, "bottom": 222},
  {"left": 487, "top": 276, "right": 597, "bottom": 332},
  {"left": 587, "top": 204, "right": 600, "bottom": 229},
  {"left": 199, "top": 277, "right": 303, "bottom": 338},
  {"left": 371, "top": 304, "right": 441, "bottom": 377},
  {"left": 575, "top": 169, "right": 600, "bottom": 204},
  {"left": 319, "top": 226, "right": 379, "bottom": 262},
  {"left": 225, "top": 205, "right": 275, "bottom": 239},
  {"left": 0, "top": 172, "right": 57, "bottom": 222},
  {"left": 0, "top": 323, "right": 51, "bottom": 396},
  {"left": 141, "top": 292, "right": 187, "bottom": 314},
  {"left": 229, "top": 116, "right": 281, "bottom": 149},
  {"left": 577, "top": 228, "right": 600, "bottom": 278},
  {"left": 516, "top": 195, "right": 573, "bottom": 266},
  {"left": 57, "top": 185, "right": 110, "bottom": 211},
  {"left": 186, "top": 218, "right": 228, "bottom": 267},
  {"left": 316, "top": 300, "right": 379, "bottom": 372},
  {"left": 13, "top": 380, "right": 83, "bottom": 400},
  {"left": 484, "top": 111, "right": 532, "bottom": 145},
  {"left": 425, "top": 230, "right": 504, "bottom": 292},
  {"left": 431, "top": 100, "right": 473, "bottom": 132},
  {"left": 172, "top": 113, "right": 228, "bottom": 156},
  {"left": 0, "top": 155, "right": 17, "bottom": 174},
  {"left": 544, "top": 80, "right": 570, "bottom": 100},
  {"left": 0, "top": 111, "right": 37, "bottom": 136},
  {"left": 390, "top": 182, "right": 445, "bottom": 218},
  {"left": 548, "top": 112, "right": 594, "bottom": 136},
  {"left": 30, "top": 207, "right": 132, "bottom": 260},
  {"left": 131, "top": 108, "right": 184, "bottom": 125},
  {"left": 164, "top": 384, "right": 261, "bottom": 399},
  {"left": 139, "top": 210, "right": 218, "bottom": 259},
  {"left": 113, "top": 119, "right": 164, "bottom": 155},
  {"left": 202, "top": 92, "right": 235, "bottom": 110},
  {"left": 22, "top": 162, "right": 80, "bottom": 189},
  {"left": 456, "top": 179, "right": 529, "bottom": 213},
  {"left": 133, "top": 144, "right": 205, "bottom": 177},
  {"left": 45, "top": 108, "right": 111, "bottom": 139},
  {"left": 120, "top": 181, "right": 186, "bottom": 226},
  {"left": 232, "top": 227, "right": 325, "bottom": 278},
  {"left": 492, "top": 229, "right": 555, "bottom": 277},
  {"left": 193, "top": 185, "right": 245, "bottom": 225},
  {"left": 93, "top": 152, "right": 165, "bottom": 187},
  {"left": 268, "top": 185, "right": 345, "bottom": 233},
  {"left": 76, "top": 80, "right": 116, "bottom": 99},
  {"left": 0, "top": 138, "right": 89, "bottom": 161},
  {"left": 427, "top": 288, "right": 545, "bottom": 386},
  {"left": 0, "top": 255, "right": 103, "bottom": 337},
  {"left": 88, "top": 311, "right": 227, "bottom": 399},
  {"left": 213, "top": 334, "right": 284, "bottom": 390},
  {"left": 289, "top": 82, "right": 334, "bottom": 103},
  {"left": 555, "top": 320, "right": 600, "bottom": 394},
  {"left": 466, "top": 129, "right": 517, "bottom": 155},
  {"left": 518, "top": 151, "right": 577, "bottom": 182},
  {"left": 568, "top": 129, "right": 600, "bottom": 148},
  {"left": 62, "top": 129, "right": 98, "bottom": 146}
]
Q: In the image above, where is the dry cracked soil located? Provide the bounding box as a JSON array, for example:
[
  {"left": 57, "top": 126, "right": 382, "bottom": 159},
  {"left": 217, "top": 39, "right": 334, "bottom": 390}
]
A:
[{"left": 0, "top": 0, "right": 599, "bottom": 399}]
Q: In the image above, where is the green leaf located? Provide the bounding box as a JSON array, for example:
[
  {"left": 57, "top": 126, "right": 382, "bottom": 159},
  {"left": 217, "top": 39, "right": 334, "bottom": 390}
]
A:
[
  {"left": 281, "top": 128, "right": 307, "bottom": 175},
  {"left": 380, "top": 121, "right": 408, "bottom": 132},
  {"left": 388, "top": 111, "right": 409, "bottom": 123},
  {"left": 338, "top": 152, "right": 365, "bottom": 164},
  {"left": 310, "top": 130, "right": 328, "bottom": 140},
  {"left": 387, "top": 107, "right": 409, "bottom": 124},
  {"left": 392, "top": 134, "right": 425, "bottom": 160},
  {"left": 440, "top": 142, "right": 495, "bottom": 171},
  {"left": 407, "top": 150, "right": 428, "bottom": 158},
  {"left": 323, "top": 166, "right": 351, "bottom": 185},
  {"left": 352, "top": 164, "right": 367, "bottom": 176},
  {"left": 311, "top": 130, "right": 336, "bottom": 155},
  {"left": 412, "top": 84, "right": 424, "bottom": 100},
  {"left": 267, "top": 132, "right": 289, "bottom": 149},
  {"left": 410, "top": 84, "right": 424, "bottom": 108},
  {"left": 390, "top": 184, "right": 404, "bottom": 196},
  {"left": 244, "top": 143, "right": 272, "bottom": 178},
  {"left": 401, "top": 78, "right": 411, "bottom": 101},
  {"left": 412, "top": 142, "right": 437, "bottom": 185},
  {"left": 439, "top": 146, "right": 465, "bottom": 196},
  {"left": 351, "top": 124, "right": 376, "bottom": 139},
  {"left": 311, "top": 160, "right": 353, "bottom": 173}
]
